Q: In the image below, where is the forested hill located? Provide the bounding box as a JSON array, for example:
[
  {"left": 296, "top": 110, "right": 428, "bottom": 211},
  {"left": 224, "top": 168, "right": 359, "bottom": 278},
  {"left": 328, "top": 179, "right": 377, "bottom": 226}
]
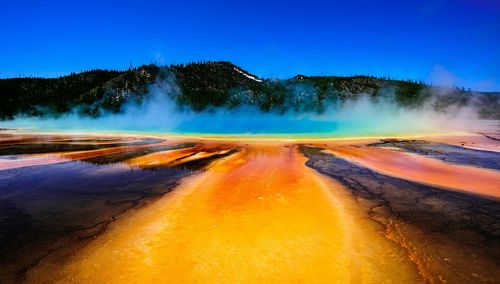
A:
[{"left": 0, "top": 61, "right": 498, "bottom": 120}]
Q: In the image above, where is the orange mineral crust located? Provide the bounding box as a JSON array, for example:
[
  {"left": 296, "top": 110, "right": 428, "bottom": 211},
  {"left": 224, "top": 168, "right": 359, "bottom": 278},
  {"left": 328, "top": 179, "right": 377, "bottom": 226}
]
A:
[
  {"left": 125, "top": 146, "right": 199, "bottom": 167},
  {"left": 126, "top": 144, "right": 236, "bottom": 168},
  {"left": 0, "top": 139, "right": 172, "bottom": 170},
  {"left": 427, "top": 133, "right": 500, "bottom": 152},
  {"left": 324, "top": 145, "right": 500, "bottom": 198},
  {"left": 0, "top": 135, "right": 192, "bottom": 170},
  {"left": 56, "top": 140, "right": 174, "bottom": 160},
  {"left": 26, "top": 143, "right": 421, "bottom": 283}
]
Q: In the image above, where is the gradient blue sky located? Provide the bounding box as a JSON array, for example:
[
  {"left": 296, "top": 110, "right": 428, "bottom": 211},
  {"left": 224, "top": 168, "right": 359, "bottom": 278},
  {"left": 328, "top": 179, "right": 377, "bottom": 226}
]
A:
[{"left": 1, "top": 0, "right": 499, "bottom": 91}]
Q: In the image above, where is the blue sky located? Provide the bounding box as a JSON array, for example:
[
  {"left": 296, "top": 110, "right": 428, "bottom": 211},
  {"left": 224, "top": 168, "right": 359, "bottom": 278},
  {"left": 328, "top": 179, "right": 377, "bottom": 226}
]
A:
[{"left": 1, "top": 0, "right": 499, "bottom": 91}]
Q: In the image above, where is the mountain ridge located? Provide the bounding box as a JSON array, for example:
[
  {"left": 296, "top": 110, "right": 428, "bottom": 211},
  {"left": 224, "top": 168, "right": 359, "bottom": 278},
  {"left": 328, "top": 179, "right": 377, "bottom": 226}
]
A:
[{"left": 1, "top": 61, "right": 498, "bottom": 120}]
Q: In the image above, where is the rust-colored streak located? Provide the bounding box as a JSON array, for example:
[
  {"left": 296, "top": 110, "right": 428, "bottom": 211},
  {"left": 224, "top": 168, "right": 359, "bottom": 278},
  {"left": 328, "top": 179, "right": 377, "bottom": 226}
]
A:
[
  {"left": 0, "top": 136, "right": 185, "bottom": 170},
  {"left": 125, "top": 144, "right": 237, "bottom": 168},
  {"left": 324, "top": 145, "right": 500, "bottom": 198}
]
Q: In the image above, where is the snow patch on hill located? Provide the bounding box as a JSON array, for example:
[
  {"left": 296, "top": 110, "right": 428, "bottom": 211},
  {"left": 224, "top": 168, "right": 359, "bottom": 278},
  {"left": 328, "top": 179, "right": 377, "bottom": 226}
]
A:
[{"left": 234, "top": 67, "right": 262, "bottom": 82}]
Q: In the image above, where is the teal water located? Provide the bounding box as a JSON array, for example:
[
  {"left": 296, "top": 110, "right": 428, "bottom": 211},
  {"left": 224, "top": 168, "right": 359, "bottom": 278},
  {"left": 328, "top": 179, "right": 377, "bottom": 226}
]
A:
[{"left": 0, "top": 112, "right": 443, "bottom": 138}]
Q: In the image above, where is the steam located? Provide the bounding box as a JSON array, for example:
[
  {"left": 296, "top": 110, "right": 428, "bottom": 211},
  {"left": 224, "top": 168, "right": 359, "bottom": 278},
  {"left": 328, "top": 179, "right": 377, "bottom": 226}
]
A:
[{"left": 0, "top": 74, "right": 497, "bottom": 137}]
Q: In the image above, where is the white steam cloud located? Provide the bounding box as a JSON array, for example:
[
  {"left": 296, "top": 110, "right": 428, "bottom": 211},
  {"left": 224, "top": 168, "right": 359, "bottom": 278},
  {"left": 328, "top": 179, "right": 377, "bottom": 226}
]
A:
[{"left": 0, "top": 73, "right": 497, "bottom": 137}]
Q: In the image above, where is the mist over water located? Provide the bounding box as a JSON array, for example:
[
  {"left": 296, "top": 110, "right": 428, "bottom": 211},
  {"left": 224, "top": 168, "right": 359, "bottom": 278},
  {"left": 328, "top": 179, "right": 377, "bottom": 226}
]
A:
[{"left": 0, "top": 78, "right": 495, "bottom": 137}]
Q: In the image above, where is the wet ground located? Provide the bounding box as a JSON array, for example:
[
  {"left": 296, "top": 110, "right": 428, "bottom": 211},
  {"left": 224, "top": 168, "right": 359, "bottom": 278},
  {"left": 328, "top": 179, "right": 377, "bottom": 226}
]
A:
[
  {"left": 369, "top": 139, "right": 500, "bottom": 170},
  {"left": 302, "top": 145, "right": 500, "bottom": 282},
  {"left": 0, "top": 131, "right": 499, "bottom": 283}
]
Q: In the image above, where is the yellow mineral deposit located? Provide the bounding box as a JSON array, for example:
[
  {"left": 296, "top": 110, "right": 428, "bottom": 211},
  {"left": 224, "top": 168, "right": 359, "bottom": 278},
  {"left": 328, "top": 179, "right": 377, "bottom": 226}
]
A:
[{"left": 26, "top": 142, "right": 422, "bottom": 283}]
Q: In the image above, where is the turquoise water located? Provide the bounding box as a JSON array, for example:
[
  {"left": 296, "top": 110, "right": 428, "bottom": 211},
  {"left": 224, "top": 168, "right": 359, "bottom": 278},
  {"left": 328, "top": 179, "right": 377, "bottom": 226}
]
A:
[{"left": 0, "top": 112, "right": 443, "bottom": 138}]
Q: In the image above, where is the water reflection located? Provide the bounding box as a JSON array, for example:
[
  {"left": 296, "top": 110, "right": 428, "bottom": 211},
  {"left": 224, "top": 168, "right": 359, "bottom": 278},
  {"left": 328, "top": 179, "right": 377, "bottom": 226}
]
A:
[{"left": 0, "top": 160, "right": 193, "bottom": 283}]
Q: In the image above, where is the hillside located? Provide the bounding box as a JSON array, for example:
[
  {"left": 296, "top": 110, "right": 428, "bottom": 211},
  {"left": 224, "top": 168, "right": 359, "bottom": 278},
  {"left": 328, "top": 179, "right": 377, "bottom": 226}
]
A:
[{"left": 0, "top": 61, "right": 498, "bottom": 120}]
